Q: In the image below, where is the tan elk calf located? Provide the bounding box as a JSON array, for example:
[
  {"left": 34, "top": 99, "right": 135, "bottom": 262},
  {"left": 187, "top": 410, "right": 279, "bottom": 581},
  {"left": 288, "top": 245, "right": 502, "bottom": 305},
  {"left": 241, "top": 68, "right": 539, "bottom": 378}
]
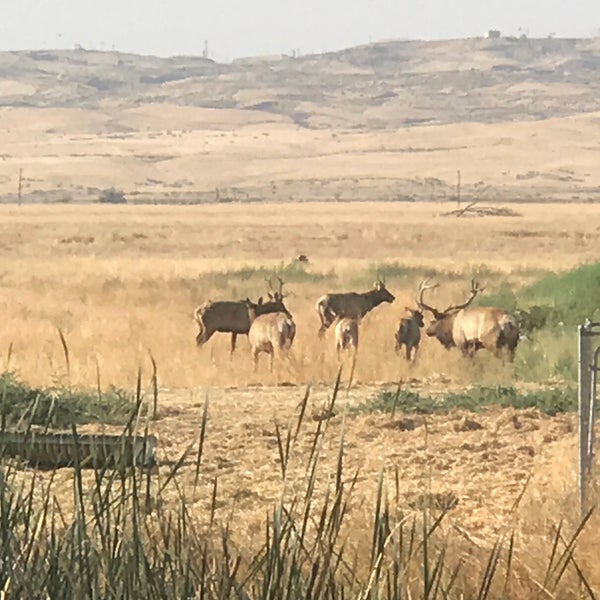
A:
[
  {"left": 316, "top": 280, "right": 395, "bottom": 337},
  {"left": 335, "top": 317, "right": 359, "bottom": 356},
  {"left": 394, "top": 308, "right": 425, "bottom": 362},
  {"left": 417, "top": 279, "right": 520, "bottom": 360},
  {"left": 246, "top": 302, "right": 296, "bottom": 372}
]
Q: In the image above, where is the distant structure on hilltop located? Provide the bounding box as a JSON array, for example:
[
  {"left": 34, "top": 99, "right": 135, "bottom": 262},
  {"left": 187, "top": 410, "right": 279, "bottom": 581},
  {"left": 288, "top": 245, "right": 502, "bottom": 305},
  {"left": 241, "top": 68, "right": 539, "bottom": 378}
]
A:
[{"left": 485, "top": 30, "right": 501, "bottom": 39}]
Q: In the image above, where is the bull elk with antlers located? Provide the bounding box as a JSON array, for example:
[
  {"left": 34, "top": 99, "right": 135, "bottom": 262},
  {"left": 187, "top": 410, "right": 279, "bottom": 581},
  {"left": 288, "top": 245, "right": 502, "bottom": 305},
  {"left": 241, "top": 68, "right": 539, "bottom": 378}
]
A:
[
  {"left": 194, "top": 275, "right": 290, "bottom": 357},
  {"left": 417, "top": 279, "right": 520, "bottom": 360},
  {"left": 315, "top": 279, "right": 395, "bottom": 337}
]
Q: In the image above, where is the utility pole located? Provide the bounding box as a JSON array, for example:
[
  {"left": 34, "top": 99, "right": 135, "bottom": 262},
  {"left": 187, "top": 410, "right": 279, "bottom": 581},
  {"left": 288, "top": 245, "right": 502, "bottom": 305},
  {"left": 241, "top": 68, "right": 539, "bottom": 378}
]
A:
[{"left": 456, "top": 169, "right": 461, "bottom": 208}]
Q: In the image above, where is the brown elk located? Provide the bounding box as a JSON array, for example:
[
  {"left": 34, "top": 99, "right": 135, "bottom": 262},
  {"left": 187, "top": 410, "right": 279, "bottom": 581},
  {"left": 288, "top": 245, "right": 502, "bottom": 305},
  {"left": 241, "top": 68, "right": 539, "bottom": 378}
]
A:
[
  {"left": 416, "top": 279, "right": 520, "bottom": 360},
  {"left": 394, "top": 307, "right": 425, "bottom": 362},
  {"left": 246, "top": 301, "right": 296, "bottom": 372},
  {"left": 335, "top": 317, "right": 359, "bottom": 356},
  {"left": 316, "top": 280, "right": 395, "bottom": 337},
  {"left": 194, "top": 276, "right": 290, "bottom": 357}
]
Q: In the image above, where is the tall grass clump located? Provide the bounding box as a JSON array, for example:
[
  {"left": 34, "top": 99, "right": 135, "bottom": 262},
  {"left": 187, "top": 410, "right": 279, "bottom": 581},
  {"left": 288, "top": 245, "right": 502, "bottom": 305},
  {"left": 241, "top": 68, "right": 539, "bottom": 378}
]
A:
[
  {"left": 480, "top": 262, "right": 600, "bottom": 327},
  {"left": 0, "top": 376, "right": 594, "bottom": 598},
  {"left": 473, "top": 263, "right": 600, "bottom": 384},
  {"left": 0, "top": 371, "right": 135, "bottom": 429}
]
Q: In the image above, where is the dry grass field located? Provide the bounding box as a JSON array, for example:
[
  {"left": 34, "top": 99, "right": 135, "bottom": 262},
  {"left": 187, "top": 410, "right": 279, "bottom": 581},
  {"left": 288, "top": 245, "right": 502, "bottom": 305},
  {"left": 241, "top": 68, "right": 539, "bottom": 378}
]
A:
[
  {"left": 1, "top": 200, "right": 599, "bottom": 596},
  {"left": 1, "top": 201, "right": 598, "bottom": 388}
]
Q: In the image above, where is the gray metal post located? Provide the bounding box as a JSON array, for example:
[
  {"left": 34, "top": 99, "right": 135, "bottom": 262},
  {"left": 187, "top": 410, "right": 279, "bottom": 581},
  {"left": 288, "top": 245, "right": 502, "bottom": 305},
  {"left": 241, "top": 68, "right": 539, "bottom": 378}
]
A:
[
  {"left": 579, "top": 324, "right": 592, "bottom": 511},
  {"left": 589, "top": 345, "right": 600, "bottom": 480},
  {"left": 579, "top": 321, "right": 600, "bottom": 513}
]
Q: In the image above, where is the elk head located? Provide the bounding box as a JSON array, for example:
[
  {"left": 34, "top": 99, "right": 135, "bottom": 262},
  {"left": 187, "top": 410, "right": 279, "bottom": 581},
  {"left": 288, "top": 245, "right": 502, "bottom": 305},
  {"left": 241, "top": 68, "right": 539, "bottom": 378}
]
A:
[
  {"left": 416, "top": 279, "right": 484, "bottom": 348},
  {"left": 373, "top": 278, "right": 395, "bottom": 303},
  {"left": 405, "top": 306, "right": 425, "bottom": 328},
  {"left": 262, "top": 275, "right": 293, "bottom": 316}
]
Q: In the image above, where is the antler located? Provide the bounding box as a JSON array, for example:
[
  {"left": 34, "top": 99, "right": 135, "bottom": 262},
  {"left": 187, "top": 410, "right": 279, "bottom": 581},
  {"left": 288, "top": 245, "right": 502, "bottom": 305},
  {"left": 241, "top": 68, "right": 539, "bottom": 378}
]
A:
[
  {"left": 443, "top": 278, "right": 485, "bottom": 313},
  {"left": 416, "top": 280, "right": 440, "bottom": 316},
  {"left": 265, "top": 274, "right": 286, "bottom": 299}
]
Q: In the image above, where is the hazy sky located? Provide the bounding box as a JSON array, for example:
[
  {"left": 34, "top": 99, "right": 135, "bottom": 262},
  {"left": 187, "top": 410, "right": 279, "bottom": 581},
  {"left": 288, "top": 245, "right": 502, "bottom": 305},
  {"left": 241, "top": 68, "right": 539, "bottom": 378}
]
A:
[{"left": 2, "top": 0, "right": 599, "bottom": 61}]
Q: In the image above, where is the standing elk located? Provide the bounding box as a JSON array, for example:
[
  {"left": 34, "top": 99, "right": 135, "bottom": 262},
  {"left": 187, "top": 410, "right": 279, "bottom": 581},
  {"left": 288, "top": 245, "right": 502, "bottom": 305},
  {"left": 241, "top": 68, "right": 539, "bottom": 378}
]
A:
[
  {"left": 416, "top": 278, "right": 520, "bottom": 360},
  {"left": 246, "top": 300, "right": 296, "bottom": 372},
  {"left": 335, "top": 317, "right": 359, "bottom": 356},
  {"left": 315, "top": 279, "right": 395, "bottom": 337},
  {"left": 395, "top": 306, "right": 425, "bottom": 362},
  {"left": 194, "top": 276, "right": 290, "bottom": 357}
]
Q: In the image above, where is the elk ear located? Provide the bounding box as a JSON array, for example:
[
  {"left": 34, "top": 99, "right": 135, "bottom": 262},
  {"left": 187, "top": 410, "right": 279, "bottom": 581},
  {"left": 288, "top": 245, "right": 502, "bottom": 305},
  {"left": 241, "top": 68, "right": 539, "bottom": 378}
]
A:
[
  {"left": 257, "top": 296, "right": 263, "bottom": 305},
  {"left": 267, "top": 292, "right": 274, "bottom": 300}
]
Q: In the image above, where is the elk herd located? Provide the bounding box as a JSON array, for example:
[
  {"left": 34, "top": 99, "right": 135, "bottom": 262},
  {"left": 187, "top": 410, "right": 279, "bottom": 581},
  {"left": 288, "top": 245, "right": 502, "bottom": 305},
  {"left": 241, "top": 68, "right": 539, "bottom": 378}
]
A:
[{"left": 193, "top": 275, "right": 520, "bottom": 371}]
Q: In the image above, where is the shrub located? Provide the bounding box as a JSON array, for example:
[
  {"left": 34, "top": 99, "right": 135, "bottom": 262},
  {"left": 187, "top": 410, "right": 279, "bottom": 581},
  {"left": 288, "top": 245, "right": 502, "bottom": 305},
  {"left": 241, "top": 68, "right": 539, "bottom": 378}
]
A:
[
  {"left": 0, "top": 372, "right": 136, "bottom": 429},
  {"left": 352, "top": 385, "right": 576, "bottom": 416},
  {"left": 480, "top": 262, "right": 600, "bottom": 328},
  {"left": 97, "top": 187, "right": 127, "bottom": 204}
]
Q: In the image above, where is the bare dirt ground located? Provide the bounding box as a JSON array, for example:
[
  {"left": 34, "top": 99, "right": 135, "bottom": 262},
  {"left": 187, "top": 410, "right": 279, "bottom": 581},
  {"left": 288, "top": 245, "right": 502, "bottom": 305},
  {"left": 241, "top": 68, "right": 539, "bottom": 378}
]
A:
[{"left": 63, "top": 380, "right": 580, "bottom": 578}]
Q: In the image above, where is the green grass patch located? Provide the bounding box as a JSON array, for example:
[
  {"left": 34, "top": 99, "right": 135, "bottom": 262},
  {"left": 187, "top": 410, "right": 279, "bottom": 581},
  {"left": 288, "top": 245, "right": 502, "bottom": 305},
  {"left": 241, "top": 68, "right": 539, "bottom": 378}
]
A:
[
  {"left": 198, "top": 261, "right": 336, "bottom": 292},
  {"left": 0, "top": 372, "right": 136, "bottom": 429},
  {"left": 352, "top": 384, "right": 576, "bottom": 417},
  {"left": 479, "top": 261, "right": 600, "bottom": 327}
]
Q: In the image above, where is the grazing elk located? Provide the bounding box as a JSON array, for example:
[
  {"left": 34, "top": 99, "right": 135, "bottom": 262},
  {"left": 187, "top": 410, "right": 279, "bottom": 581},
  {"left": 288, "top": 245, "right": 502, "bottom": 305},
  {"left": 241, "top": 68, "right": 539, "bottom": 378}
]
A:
[
  {"left": 335, "top": 317, "right": 359, "bottom": 356},
  {"left": 416, "top": 279, "right": 520, "bottom": 360},
  {"left": 246, "top": 300, "right": 296, "bottom": 372},
  {"left": 315, "top": 280, "right": 395, "bottom": 337},
  {"left": 194, "top": 276, "right": 290, "bottom": 357},
  {"left": 395, "top": 306, "right": 425, "bottom": 362}
]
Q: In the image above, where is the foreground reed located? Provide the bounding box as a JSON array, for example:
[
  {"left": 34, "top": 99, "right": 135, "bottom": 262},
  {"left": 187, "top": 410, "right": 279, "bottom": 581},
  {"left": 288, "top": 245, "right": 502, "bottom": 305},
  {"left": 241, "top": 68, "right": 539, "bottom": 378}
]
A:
[{"left": 0, "top": 370, "right": 595, "bottom": 599}]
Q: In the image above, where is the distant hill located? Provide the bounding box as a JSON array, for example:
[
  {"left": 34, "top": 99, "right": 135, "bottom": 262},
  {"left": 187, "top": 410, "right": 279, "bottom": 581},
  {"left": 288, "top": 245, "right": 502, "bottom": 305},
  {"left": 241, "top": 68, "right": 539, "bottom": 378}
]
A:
[{"left": 2, "top": 37, "right": 600, "bottom": 129}]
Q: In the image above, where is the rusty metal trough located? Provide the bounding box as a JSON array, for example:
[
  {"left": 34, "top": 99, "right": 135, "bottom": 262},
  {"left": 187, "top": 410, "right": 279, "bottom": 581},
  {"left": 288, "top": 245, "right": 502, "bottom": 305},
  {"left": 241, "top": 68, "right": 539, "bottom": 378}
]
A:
[{"left": 0, "top": 431, "right": 158, "bottom": 470}]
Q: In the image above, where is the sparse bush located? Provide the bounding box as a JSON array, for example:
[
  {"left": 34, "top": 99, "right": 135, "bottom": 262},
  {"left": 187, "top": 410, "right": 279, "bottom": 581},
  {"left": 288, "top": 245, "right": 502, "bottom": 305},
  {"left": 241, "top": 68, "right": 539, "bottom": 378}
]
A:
[
  {"left": 0, "top": 371, "right": 136, "bottom": 429},
  {"left": 352, "top": 384, "right": 576, "bottom": 416},
  {"left": 480, "top": 262, "right": 600, "bottom": 328},
  {"left": 97, "top": 187, "right": 127, "bottom": 204}
]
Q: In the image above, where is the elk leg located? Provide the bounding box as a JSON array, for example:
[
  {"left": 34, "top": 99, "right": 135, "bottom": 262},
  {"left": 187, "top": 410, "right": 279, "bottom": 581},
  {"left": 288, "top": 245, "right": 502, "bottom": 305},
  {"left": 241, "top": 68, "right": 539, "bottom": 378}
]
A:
[
  {"left": 405, "top": 345, "right": 411, "bottom": 362},
  {"left": 230, "top": 333, "right": 238, "bottom": 359},
  {"left": 253, "top": 350, "right": 259, "bottom": 372},
  {"left": 269, "top": 350, "right": 274, "bottom": 373}
]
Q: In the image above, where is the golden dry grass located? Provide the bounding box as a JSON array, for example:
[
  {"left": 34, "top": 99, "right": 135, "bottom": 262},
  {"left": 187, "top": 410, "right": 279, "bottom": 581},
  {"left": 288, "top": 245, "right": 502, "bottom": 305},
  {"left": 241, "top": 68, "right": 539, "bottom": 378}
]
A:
[
  {"left": 0, "top": 201, "right": 598, "bottom": 388},
  {"left": 1, "top": 201, "right": 598, "bottom": 594}
]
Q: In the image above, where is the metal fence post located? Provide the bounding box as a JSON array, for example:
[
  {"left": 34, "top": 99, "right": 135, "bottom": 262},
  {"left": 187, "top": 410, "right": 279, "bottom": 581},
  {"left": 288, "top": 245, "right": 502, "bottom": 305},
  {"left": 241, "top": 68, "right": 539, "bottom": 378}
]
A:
[
  {"left": 579, "top": 321, "right": 600, "bottom": 514},
  {"left": 579, "top": 323, "right": 592, "bottom": 512}
]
